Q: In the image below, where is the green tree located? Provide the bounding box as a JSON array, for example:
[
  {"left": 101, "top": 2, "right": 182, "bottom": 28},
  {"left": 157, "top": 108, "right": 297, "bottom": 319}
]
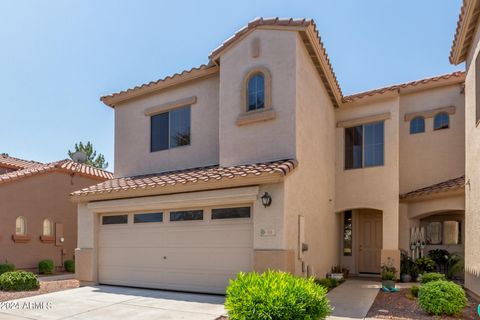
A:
[{"left": 68, "top": 141, "right": 108, "bottom": 169}]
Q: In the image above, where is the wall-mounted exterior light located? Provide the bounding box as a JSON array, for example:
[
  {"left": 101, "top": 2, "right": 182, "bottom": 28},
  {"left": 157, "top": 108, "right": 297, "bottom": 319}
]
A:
[{"left": 261, "top": 192, "right": 272, "bottom": 208}]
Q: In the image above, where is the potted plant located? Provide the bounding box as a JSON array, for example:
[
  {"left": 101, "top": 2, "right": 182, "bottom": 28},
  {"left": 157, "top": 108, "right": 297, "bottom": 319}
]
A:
[
  {"left": 330, "top": 266, "right": 344, "bottom": 281},
  {"left": 381, "top": 260, "right": 397, "bottom": 289},
  {"left": 400, "top": 258, "right": 413, "bottom": 283},
  {"left": 341, "top": 267, "right": 350, "bottom": 279}
]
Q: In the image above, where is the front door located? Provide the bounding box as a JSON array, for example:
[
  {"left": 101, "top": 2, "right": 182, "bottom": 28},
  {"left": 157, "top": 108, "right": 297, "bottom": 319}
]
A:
[{"left": 358, "top": 211, "right": 382, "bottom": 274}]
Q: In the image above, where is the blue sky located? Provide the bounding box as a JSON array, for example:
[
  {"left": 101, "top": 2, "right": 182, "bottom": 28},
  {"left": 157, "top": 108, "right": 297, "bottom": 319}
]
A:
[{"left": 0, "top": 0, "right": 463, "bottom": 170}]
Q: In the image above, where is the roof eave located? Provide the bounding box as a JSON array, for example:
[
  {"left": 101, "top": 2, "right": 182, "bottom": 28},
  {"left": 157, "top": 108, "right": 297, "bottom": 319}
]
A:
[
  {"left": 450, "top": 0, "right": 480, "bottom": 65},
  {"left": 399, "top": 188, "right": 464, "bottom": 202},
  {"left": 70, "top": 172, "right": 287, "bottom": 203},
  {"left": 100, "top": 65, "right": 219, "bottom": 108}
]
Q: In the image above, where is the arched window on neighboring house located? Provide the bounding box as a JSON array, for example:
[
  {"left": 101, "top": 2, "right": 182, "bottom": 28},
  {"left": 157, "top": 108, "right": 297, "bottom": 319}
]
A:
[
  {"left": 15, "top": 216, "right": 26, "bottom": 235},
  {"left": 43, "top": 219, "right": 53, "bottom": 236},
  {"left": 410, "top": 116, "right": 425, "bottom": 134},
  {"left": 247, "top": 72, "right": 265, "bottom": 111},
  {"left": 434, "top": 112, "right": 450, "bottom": 130}
]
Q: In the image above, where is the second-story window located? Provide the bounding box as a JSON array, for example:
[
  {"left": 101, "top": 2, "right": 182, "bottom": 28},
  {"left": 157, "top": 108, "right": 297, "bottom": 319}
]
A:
[
  {"left": 433, "top": 112, "right": 449, "bottom": 130},
  {"left": 247, "top": 73, "right": 265, "bottom": 111},
  {"left": 151, "top": 106, "right": 191, "bottom": 152},
  {"left": 410, "top": 116, "right": 425, "bottom": 134},
  {"left": 345, "top": 121, "right": 384, "bottom": 169}
]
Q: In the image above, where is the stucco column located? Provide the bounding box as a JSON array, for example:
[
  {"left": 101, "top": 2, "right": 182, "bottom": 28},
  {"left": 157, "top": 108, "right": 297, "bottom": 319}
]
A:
[
  {"left": 381, "top": 204, "right": 401, "bottom": 275},
  {"left": 75, "top": 203, "right": 98, "bottom": 284}
]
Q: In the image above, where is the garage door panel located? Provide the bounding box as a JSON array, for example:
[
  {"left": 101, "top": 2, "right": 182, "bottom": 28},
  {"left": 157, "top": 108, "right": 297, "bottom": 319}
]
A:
[{"left": 98, "top": 214, "right": 253, "bottom": 294}]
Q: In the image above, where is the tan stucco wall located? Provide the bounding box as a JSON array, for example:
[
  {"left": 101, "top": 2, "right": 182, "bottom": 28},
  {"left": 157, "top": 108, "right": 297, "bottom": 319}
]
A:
[
  {"left": 218, "top": 29, "right": 297, "bottom": 167},
  {"left": 114, "top": 75, "right": 220, "bottom": 177},
  {"left": 0, "top": 172, "right": 102, "bottom": 270},
  {"left": 464, "top": 18, "right": 480, "bottom": 294},
  {"left": 399, "top": 85, "right": 465, "bottom": 194},
  {"left": 335, "top": 98, "right": 400, "bottom": 251},
  {"left": 283, "top": 34, "right": 338, "bottom": 278}
]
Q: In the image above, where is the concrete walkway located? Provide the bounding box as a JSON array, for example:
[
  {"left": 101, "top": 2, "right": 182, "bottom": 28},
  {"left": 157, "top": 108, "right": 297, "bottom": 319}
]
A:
[
  {"left": 327, "top": 278, "right": 381, "bottom": 320},
  {"left": 0, "top": 285, "right": 226, "bottom": 320}
]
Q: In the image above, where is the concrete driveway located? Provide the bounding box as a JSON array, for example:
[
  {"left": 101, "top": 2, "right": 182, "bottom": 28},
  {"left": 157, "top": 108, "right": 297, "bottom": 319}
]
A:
[{"left": 0, "top": 285, "right": 226, "bottom": 320}]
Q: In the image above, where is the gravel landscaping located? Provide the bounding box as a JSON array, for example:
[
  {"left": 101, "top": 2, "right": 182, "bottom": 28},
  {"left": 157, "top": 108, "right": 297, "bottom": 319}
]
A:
[
  {"left": 0, "top": 279, "right": 79, "bottom": 302},
  {"left": 367, "top": 288, "right": 479, "bottom": 319}
]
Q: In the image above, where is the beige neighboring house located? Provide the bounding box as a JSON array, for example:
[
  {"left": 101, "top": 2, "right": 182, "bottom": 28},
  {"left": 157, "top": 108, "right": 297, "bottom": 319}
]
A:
[
  {"left": 0, "top": 154, "right": 113, "bottom": 271},
  {"left": 72, "top": 17, "right": 471, "bottom": 295},
  {"left": 450, "top": 0, "right": 480, "bottom": 298}
]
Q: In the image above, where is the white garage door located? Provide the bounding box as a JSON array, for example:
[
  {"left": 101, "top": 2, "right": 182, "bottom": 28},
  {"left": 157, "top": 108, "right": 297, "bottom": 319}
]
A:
[{"left": 98, "top": 206, "right": 253, "bottom": 294}]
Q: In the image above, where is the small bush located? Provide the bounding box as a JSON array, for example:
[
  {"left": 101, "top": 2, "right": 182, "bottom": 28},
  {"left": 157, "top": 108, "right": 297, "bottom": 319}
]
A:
[
  {"left": 415, "top": 257, "right": 436, "bottom": 273},
  {"left": 0, "top": 271, "right": 39, "bottom": 291},
  {"left": 410, "top": 285, "right": 419, "bottom": 298},
  {"left": 225, "top": 270, "right": 332, "bottom": 320},
  {"left": 38, "top": 259, "right": 54, "bottom": 274},
  {"left": 0, "top": 263, "right": 15, "bottom": 275},
  {"left": 315, "top": 277, "right": 339, "bottom": 290},
  {"left": 64, "top": 260, "right": 75, "bottom": 273},
  {"left": 420, "top": 272, "right": 446, "bottom": 284},
  {"left": 418, "top": 280, "right": 467, "bottom": 316}
]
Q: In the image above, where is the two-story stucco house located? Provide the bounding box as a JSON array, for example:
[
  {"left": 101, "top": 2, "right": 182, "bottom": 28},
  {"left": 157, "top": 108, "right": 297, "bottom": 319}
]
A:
[{"left": 72, "top": 17, "right": 471, "bottom": 295}]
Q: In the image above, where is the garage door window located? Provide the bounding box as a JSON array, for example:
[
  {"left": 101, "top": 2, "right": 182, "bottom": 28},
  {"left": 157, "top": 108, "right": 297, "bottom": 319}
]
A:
[
  {"left": 134, "top": 213, "right": 163, "bottom": 223},
  {"left": 170, "top": 210, "right": 203, "bottom": 221},
  {"left": 102, "top": 215, "right": 128, "bottom": 225},
  {"left": 212, "top": 207, "right": 251, "bottom": 219}
]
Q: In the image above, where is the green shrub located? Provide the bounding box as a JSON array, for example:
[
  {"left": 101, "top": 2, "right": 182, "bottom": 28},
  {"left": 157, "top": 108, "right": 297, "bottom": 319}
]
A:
[
  {"left": 410, "top": 285, "right": 419, "bottom": 298},
  {"left": 0, "top": 271, "right": 39, "bottom": 291},
  {"left": 225, "top": 270, "right": 332, "bottom": 320},
  {"left": 0, "top": 263, "right": 15, "bottom": 275},
  {"left": 315, "top": 277, "right": 339, "bottom": 290},
  {"left": 64, "top": 260, "right": 75, "bottom": 273},
  {"left": 418, "top": 280, "right": 467, "bottom": 316},
  {"left": 38, "top": 259, "right": 54, "bottom": 274},
  {"left": 415, "top": 257, "right": 436, "bottom": 273},
  {"left": 420, "top": 272, "right": 446, "bottom": 284}
]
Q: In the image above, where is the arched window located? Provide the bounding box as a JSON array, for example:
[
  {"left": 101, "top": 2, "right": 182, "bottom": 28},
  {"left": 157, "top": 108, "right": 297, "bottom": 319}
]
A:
[
  {"left": 15, "top": 216, "right": 26, "bottom": 235},
  {"left": 410, "top": 116, "right": 425, "bottom": 134},
  {"left": 247, "top": 73, "right": 265, "bottom": 111},
  {"left": 43, "top": 219, "right": 53, "bottom": 236},
  {"left": 434, "top": 112, "right": 449, "bottom": 130}
]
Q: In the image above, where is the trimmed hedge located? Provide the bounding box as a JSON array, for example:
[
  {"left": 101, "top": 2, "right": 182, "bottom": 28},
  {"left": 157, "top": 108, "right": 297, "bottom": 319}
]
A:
[
  {"left": 0, "top": 271, "right": 39, "bottom": 291},
  {"left": 410, "top": 285, "right": 419, "bottom": 298},
  {"left": 420, "top": 272, "right": 446, "bottom": 284},
  {"left": 0, "top": 263, "right": 15, "bottom": 275},
  {"left": 38, "top": 259, "right": 54, "bottom": 274},
  {"left": 418, "top": 280, "right": 467, "bottom": 316},
  {"left": 64, "top": 260, "right": 75, "bottom": 273},
  {"left": 225, "top": 270, "right": 332, "bottom": 320}
]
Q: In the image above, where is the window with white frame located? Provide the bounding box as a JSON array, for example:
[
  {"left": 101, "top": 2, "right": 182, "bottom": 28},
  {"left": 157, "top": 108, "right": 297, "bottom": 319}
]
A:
[
  {"left": 15, "top": 216, "right": 26, "bottom": 235},
  {"left": 151, "top": 106, "right": 191, "bottom": 152},
  {"left": 43, "top": 219, "right": 53, "bottom": 236}
]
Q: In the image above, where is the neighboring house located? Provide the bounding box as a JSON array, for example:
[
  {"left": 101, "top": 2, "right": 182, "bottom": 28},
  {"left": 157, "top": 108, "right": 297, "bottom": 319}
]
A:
[
  {"left": 72, "top": 17, "right": 468, "bottom": 295},
  {"left": 450, "top": 0, "right": 480, "bottom": 298},
  {"left": 0, "top": 154, "right": 113, "bottom": 271}
]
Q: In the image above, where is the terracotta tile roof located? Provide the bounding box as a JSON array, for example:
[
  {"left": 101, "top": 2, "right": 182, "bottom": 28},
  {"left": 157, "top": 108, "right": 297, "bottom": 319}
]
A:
[
  {"left": 0, "top": 159, "right": 113, "bottom": 185},
  {"left": 450, "top": 0, "right": 480, "bottom": 64},
  {"left": 400, "top": 176, "right": 465, "bottom": 200},
  {"left": 0, "top": 153, "right": 41, "bottom": 170},
  {"left": 71, "top": 159, "right": 297, "bottom": 199},
  {"left": 101, "top": 63, "right": 218, "bottom": 107},
  {"left": 342, "top": 71, "right": 466, "bottom": 103}
]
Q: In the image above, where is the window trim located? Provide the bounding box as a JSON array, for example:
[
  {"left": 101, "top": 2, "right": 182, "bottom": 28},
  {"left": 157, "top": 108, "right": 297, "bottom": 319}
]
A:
[
  {"left": 42, "top": 218, "right": 53, "bottom": 236},
  {"left": 237, "top": 66, "right": 275, "bottom": 126},
  {"left": 15, "top": 216, "right": 27, "bottom": 236},
  {"left": 150, "top": 105, "right": 191, "bottom": 152},
  {"left": 133, "top": 212, "right": 164, "bottom": 224},
  {"left": 211, "top": 206, "right": 252, "bottom": 220},
  {"left": 344, "top": 121, "right": 385, "bottom": 170},
  {"left": 169, "top": 210, "right": 204, "bottom": 222}
]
